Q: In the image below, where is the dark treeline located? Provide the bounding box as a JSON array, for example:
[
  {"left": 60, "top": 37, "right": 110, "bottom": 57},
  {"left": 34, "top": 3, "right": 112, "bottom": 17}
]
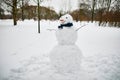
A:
[
  {"left": 0, "top": 0, "right": 120, "bottom": 27},
  {"left": 0, "top": 5, "right": 59, "bottom": 20},
  {"left": 1, "top": 5, "right": 120, "bottom": 27},
  {"left": 70, "top": 9, "right": 120, "bottom": 27}
]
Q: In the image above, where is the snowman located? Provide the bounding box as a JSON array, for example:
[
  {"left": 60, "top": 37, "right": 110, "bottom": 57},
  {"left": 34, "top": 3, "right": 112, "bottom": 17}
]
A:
[{"left": 50, "top": 14, "right": 82, "bottom": 75}]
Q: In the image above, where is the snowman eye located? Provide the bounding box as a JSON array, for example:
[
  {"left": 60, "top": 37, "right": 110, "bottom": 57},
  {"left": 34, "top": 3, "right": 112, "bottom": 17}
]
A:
[{"left": 66, "top": 17, "right": 68, "bottom": 19}]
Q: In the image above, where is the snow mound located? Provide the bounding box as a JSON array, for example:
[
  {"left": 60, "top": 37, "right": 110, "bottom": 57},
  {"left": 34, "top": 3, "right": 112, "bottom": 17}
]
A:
[{"left": 50, "top": 45, "right": 82, "bottom": 74}]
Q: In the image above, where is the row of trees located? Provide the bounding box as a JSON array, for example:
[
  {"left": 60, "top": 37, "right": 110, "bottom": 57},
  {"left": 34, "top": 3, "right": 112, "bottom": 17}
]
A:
[
  {"left": 0, "top": 0, "right": 30, "bottom": 25},
  {"left": 17, "top": 5, "right": 58, "bottom": 20},
  {"left": 92, "top": 0, "right": 120, "bottom": 26},
  {"left": 0, "top": 0, "right": 45, "bottom": 33},
  {"left": 0, "top": 0, "right": 120, "bottom": 27},
  {"left": 72, "top": 0, "right": 120, "bottom": 26}
]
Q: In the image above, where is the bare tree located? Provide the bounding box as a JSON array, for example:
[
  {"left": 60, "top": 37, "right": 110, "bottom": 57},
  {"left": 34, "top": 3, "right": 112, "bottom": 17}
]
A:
[
  {"left": 0, "top": 0, "right": 4, "bottom": 18},
  {"left": 19, "top": 0, "right": 30, "bottom": 21},
  {"left": 77, "top": 0, "right": 91, "bottom": 21},
  {"left": 114, "top": 0, "right": 120, "bottom": 12},
  {"left": 106, "top": 0, "right": 112, "bottom": 11},
  {"left": 34, "top": 0, "right": 45, "bottom": 33},
  {"left": 91, "top": 0, "right": 96, "bottom": 22},
  {"left": 3, "top": 0, "right": 20, "bottom": 25},
  {"left": 109, "top": 0, "right": 120, "bottom": 27},
  {"left": 96, "top": 0, "right": 105, "bottom": 25}
]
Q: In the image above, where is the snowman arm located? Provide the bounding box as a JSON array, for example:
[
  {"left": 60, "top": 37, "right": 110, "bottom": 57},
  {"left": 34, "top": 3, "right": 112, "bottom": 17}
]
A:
[
  {"left": 47, "top": 29, "right": 57, "bottom": 31},
  {"left": 76, "top": 24, "right": 87, "bottom": 31}
]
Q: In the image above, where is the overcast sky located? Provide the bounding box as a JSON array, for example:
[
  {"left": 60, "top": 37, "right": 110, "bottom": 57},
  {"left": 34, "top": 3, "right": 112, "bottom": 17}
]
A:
[{"left": 30, "top": 0, "right": 79, "bottom": 13}]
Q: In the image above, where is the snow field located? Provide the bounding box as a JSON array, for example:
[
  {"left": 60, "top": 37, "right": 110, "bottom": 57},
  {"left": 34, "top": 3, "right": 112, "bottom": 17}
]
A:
[{"left": 0, "top": 20, "right": 120, "bottom": 80}]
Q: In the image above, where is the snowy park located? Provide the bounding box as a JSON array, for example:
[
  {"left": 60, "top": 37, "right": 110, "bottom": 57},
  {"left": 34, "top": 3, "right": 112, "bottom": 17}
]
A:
[
  {"left": 0, "top": 18, "right": 120, "bottom": 80},
  {"left": 0, "top": 0, "right": 120, "bottom": 79}
]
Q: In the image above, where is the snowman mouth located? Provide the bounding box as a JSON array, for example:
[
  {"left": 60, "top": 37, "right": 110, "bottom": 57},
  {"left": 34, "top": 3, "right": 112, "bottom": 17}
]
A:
[
  {"left": 60, "top": 19, "right": 64, "bottom": 21},
  {"left": 60, "top": 19, "right": 65, "bottom": 24}
]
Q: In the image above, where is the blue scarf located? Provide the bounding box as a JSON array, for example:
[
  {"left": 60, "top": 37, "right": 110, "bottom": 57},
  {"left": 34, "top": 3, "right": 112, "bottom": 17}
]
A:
[{"left": 58, "top": 23, "right": 73, "bottom": 29}]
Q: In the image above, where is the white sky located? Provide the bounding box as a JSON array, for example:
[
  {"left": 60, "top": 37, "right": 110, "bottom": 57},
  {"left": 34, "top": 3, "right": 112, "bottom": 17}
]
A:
[{"left": 30, "top": 0, "right": 79, "bottom": 13}]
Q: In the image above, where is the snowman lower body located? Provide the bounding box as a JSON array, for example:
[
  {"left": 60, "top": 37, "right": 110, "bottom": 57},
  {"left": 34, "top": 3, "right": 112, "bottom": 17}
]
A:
[{"left": 50, "top": 44, "right": 82, "bottom": 80}]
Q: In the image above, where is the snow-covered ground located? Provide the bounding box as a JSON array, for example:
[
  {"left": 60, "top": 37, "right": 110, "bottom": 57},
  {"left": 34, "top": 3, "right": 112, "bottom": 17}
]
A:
[{"left": 0, "top": 20, "right": 120, "bottom": 80}]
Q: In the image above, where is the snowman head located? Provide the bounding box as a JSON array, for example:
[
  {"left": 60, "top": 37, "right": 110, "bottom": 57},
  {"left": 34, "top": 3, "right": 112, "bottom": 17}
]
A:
[{"left": 59, "top": 14, "right": 73, "bottom": 24}]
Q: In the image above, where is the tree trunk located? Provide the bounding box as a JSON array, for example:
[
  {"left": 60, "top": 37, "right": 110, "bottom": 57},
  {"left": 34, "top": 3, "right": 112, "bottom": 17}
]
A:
[
  {"left": 91, "top": 0, "right": 95, "bottom": 22},
  {"left": 21, "top": 0, "right": 24, "bottom": 21},
  {"left": 107, "top": 0, "right": 111, "bottom": 11},
  {"left": 13, "top": 0, "right": 17, "bottom": 25},
  {"left": 99, "top": 10, "right": 103, "bottom": 26},
  {"left": 38, "top": 0, "right": 40, "bottom": 33}
]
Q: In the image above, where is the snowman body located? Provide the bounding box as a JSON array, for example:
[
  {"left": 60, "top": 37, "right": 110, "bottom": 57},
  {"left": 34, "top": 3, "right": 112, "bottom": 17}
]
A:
[
  {"left": 50, "top": 14, "right": 82, "bottom": 75},
  {"left": 50, "top": 27, "right": 82, "bottom": 74},
  {"left": 56, "top": 27, "right": 77, "bottom": 45}
]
